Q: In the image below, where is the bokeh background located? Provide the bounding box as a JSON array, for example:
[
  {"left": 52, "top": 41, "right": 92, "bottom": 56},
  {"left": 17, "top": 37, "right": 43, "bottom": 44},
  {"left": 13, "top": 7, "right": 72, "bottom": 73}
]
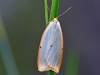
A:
[{"left": 0, "top": 0, "right": 100, "bottom": 75}]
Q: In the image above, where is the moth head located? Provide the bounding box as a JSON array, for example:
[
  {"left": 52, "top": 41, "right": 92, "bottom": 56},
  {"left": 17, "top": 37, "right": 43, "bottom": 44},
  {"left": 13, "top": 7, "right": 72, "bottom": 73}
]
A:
[{"left": 52, "top": 18, "right": 58, "bottom": 22}]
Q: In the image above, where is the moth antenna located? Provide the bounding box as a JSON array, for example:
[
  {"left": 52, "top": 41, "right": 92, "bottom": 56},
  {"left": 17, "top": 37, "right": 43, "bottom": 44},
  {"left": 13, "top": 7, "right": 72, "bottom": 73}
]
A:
[{"left": 57, "top": 7, "right": 72, "bottom": 19}]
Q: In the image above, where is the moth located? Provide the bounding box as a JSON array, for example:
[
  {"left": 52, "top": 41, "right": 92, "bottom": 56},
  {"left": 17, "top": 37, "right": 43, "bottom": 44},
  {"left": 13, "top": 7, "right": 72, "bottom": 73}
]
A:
[{"left": 37, "top": 7, "right": 71, "bottom": 73}]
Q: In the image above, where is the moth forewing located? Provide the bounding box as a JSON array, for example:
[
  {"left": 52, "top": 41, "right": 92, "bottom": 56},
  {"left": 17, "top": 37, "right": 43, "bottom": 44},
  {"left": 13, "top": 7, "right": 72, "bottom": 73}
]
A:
[
  {"left": 37, "top": 6, "right": 71, "bottom": 73},
  {"left": 37, "top": 18, "right": 63, "bottom": 73}
]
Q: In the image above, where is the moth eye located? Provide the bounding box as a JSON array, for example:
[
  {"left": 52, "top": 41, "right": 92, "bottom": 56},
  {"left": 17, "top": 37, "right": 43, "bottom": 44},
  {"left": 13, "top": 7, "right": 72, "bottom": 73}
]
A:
[
  {"left": 50, "top": 45, "right": 52, "bottom": 47},
  {"left": 40, "top": 46, "right": 41, "bottom": 48}
]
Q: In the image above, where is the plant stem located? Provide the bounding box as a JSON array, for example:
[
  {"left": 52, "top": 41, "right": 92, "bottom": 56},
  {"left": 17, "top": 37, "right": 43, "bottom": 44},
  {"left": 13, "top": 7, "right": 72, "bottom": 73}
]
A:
[
  {"left": 49, "top": 70, "right": 55, "bottom": 75},
  {"left": 49, "top": 0, "right": 59, "bottom": 21},
  {"left": 44, "top": 0, "right": 48, "bottom": 23}
]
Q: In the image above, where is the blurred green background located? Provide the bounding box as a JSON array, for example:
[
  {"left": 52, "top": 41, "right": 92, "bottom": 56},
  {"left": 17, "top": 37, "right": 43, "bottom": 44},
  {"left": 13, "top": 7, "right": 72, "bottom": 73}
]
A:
[
  {"left": 0, "top": 0, "right": 100, "bottom": 75},
  {"left": 0, "top": 0, "right": 45, "bottom": 75}
]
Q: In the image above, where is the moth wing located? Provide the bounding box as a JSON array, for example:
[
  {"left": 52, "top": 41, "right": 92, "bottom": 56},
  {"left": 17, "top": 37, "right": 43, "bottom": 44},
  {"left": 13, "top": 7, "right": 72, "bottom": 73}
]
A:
[
  {"left": 37, "top": 22, "right": 54, "bottom": 71},
  {"left": 45, "top": 21, "right": 63, "bottom": 73}
]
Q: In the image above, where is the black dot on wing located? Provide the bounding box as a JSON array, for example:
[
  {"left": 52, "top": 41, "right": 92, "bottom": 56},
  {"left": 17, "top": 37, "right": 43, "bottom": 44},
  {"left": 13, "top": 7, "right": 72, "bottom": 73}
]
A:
[
  {"left": 62, "top": 48, "right": 63, "bottom": 50},
  {"left": 40, "top": 46, "right": 41, "bottom": 48},
  {"left": 50, "top": 45, "right": 52, "bottom": 47}
]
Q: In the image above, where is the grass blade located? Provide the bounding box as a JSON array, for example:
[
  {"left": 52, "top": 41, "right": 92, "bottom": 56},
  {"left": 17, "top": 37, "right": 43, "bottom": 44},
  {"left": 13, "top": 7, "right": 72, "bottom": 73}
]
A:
[
  {"left": 49, "top": 0, "right": 59, "bottom": 21},
  {"left": 66, "top": 48, "right": 80, "bottom": 75},
  {"left": 44, "top": 0, "right": 48, "bottom": 23}
]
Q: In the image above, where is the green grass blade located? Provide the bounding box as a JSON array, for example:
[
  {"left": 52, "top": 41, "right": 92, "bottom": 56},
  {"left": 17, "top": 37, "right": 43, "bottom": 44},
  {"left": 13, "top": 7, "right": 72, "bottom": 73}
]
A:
[
  {"left": 0, "top": 15, "right": 20, "bottom": 75},
  {"left": 44, "top": 0, "right": 48, "bottom": 23},
  {"left": 49, "top": 0, "right": 59, "bottom": 21},
  {"left": 49, "top": 70, "right": 55, "bottom": 75},
  {"left": 66, "top": 48, "right": 80, "bottom": 75}
]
